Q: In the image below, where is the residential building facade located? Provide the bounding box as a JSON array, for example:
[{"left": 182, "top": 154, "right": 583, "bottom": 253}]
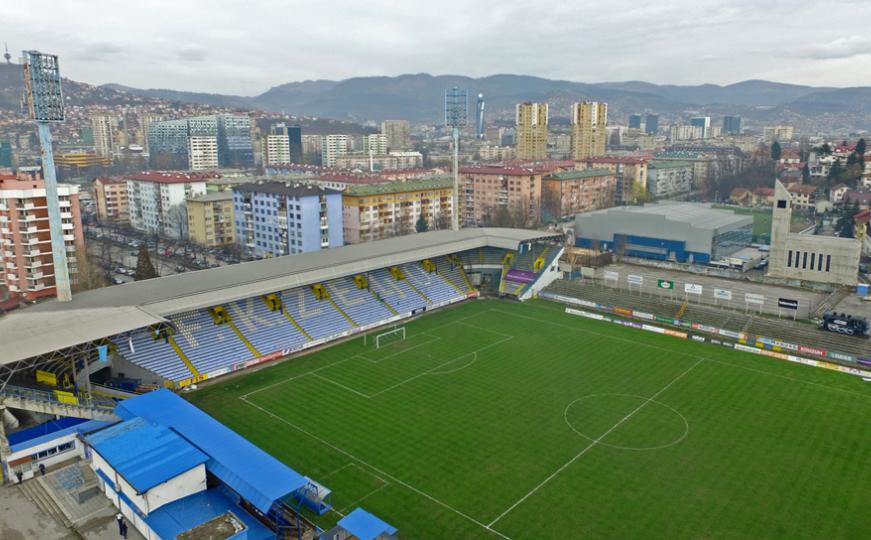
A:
[
  {"left": 321, "top": 135, "right": 350, "bottom": 167},
  {"left": 542, "top": 169, "right": 617, "bottom": 220},
  {"left": 265, "top": 134, "right": 291, "bottom": 166},
  {"left": 233, "top": 182, "right": 343, "bottom": 257},
  {"left": 187, "top": 136, "right": 219, "bottom": 171},
  {"left": 571, "top": 102, "right": 608, "bottom": 160},
  {"left": 763, "top": 125, "right": 794, "bottom": 142},
  {"left": 515, "top": 103, "right": 549, "bottom": 160},
  {"left": 647, "top": 161, "right": 693, "bottom": 199},
  {"left": 91, "top": 114, "right": 117, "bottom": 158},
  {"left": 93, "top": 176, "right": 129, "bottom": 221},
  {"left": 381, "top": 120, "right": 411, "bottom": 151},
  {"left": 584, "top": 156, "right": 649, "bottom": 205},
  {"left": 126, "top": 172, "right": 209, "bottom": 239},
  {"left": 148, "top": 115, "right": 254, "bottom": 170},
  {"left": 186, "top": 192, "right": 235, "bottom": 247},
  {"left": 0, "top": 173, "right": 85, "bottom": 301},
  {"left": 343, "top": 178, "right": 453, "bottom": 244},
  {"left": 460, "top": 165, "right": 549, "bottom": 226}
]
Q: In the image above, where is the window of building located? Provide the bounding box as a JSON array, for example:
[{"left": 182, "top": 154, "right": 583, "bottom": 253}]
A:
[
  {"left": 826, "top": 254, "right": 831, "bottom": 272},
  {"left": 810, "top": 253, "right": 815, "bottom": 270},
  {"left": 802, "top": 252, "right": 808, "bottom": 269}
]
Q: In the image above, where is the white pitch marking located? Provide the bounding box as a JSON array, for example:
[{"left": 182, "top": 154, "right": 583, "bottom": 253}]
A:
[{"left": 487, "top": 357, "right": 704, "bottom": 528}]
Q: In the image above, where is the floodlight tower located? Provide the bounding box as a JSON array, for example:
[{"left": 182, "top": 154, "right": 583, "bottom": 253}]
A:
[
  {"left": 444, "top": 87, "right": 468, "bottom": 231},
  {"left": 476, "top": 94, "right": 485, "bottom": 140},
  {"left": 22, "top": 51, "right": 71, "bottom": 302}
]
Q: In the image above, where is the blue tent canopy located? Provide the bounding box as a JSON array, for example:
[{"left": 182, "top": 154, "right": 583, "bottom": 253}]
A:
[
  {"left": 338, "top": 508, "right": 398, "bottom": 540},
  {"left": 115, "top": 389, "right": 307, "bottom": 513}
]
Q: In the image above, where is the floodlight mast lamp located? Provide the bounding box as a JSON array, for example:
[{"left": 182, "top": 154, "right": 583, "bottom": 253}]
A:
[
  {"left": 22, "top": 51, "right": 71, "bottom": 302},
  {"left": 444, "top": 87, "right": 468, "bottom": 231}
]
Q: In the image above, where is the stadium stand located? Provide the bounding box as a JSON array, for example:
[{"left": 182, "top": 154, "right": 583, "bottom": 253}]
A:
[
  {"left": 170, "top": 310, "right": 252, "bottom": 375},
  {"left": 226, "top": 297, "right": 308, "bottom": 355},
  {"left": 435, "top": 256, "right": 473, "bottom": 293},
  {"left": 368, "top": 267, "right": 428, "bottom": 314},
  {"left": 282, "top": 287, "right": 353, "bottom": 340},
  {"left": 400, "top": 263, "right": 460, "bottom": 305},
  {"left": 0, "top": 229, "right": 563, "bottom": 390},
  {"left": 110, "top": 329, "right": 192, "bottom": 382},
  {"left": 325, "top": 277, "right": 395, "bottom": 327}
]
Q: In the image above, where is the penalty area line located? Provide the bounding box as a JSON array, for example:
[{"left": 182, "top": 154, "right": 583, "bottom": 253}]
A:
[{"left": 238, "top": 396, "right": 514, "bottom": 540}]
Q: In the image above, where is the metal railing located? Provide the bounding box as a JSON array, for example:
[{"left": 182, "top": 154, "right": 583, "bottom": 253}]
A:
[{"left": 0, "top": 384, "right": 116, "bottom": 411}]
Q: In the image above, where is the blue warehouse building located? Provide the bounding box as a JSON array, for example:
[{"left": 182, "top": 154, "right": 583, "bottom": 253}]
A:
[
  {"left": 574, "top": 202, "right": 753, "bottom": 265},
  {"left": 233, "top": 181, "right": 344, "bottom": 258}
]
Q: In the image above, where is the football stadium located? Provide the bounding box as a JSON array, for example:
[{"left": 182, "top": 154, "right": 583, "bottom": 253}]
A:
[{"left": 2, "top": 228, "right": 871, "bottom": 539}]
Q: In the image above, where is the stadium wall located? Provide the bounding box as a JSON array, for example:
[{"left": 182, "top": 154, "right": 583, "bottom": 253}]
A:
[{"left": 540, "top": 291, "right": 870, "bottom": 377}]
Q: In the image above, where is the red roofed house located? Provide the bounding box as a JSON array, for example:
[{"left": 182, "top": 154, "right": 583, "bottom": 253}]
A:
[
  {"left": 831, "top": 183, "right": 849, "bottom": 204},
  {"left": 753, "top": 187, "right": 775, "bottom": 205},
  {"left": 729, "top": 187, "right": 753, "bottom": 206},
  {"left": 787, "top": 184, "right": 818, "bottom": 209}
]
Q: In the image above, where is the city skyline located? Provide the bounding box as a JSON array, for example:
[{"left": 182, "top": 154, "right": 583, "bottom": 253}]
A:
[{"left": 5, "top": 0, "right": 871, "bottom": 95}]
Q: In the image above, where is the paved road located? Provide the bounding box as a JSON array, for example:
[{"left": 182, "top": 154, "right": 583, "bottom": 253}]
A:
[{"left": 0, "top": 483, "right": 143, "bottom": 540}]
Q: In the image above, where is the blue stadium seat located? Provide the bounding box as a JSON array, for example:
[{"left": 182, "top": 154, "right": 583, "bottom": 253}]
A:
[
  {"left": 170, "top": 310, "right": 253, "bottom": 375},
  {"left": 111, "top": 330, "right": 192, "bottom": 382},
  {"left": 227, "top": 297, "right": 308, "bottom": 354},
  {"left": 368, "top": 268, "right": 427, "bottom": 315},
  {"left": 325, "top": 277, "right": 394, "bottom": 327},
  {"left": 400, "top": 263, "right": 463, "bottom": 305},
  {"left": 282, "top": 287, "right": 352, "bottom": 340}
]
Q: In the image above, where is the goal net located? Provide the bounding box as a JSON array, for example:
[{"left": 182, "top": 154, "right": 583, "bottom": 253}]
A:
[{"left": 373, "top": 327, "right": 406, "bottom": 349}]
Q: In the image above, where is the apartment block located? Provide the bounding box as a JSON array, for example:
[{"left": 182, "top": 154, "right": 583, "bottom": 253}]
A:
[
  {"left": 460, "top": 164, "right": 550, "bottom": 226},
  {"left": 91, "top": 114, "right": 118, "bottom": 158},
  {"left": 233, "top": 182, "right": 343, "bottom": 257},
  {"left": 126, "top": 172, "right": 209, "bottom": 239},
  {"left": 186, "top": 191, "right": 236, "bottom": 247},
  {"left": 515, "top": 103, "right": 549, "bottom": 160},
  {"left": 381, "top": 120, "right": 411, "bottom": 151},
  {"left": 93, "top": 176, "right": 129, "bottom": 221},
  {"left": 542, "top": 169, "right": 617, "bottom": 220},
  {"left": 647, "top": 161, "right": 694, "bottom": 199},
  {"left": 343, "top": 178, "right": 453, "bottom": 244},
  {"left": 265, "top": 134, "right": 291, "bottom": 166},
  {"left": 0, "top": 173, "right": 85, "bottom": 301},
  {"left": 584, "top": 156, "right": 649, "bottom": 205},
  {"left": 188, "top": 136, "right": 219, "bottom": 170},
  {"left": 148, "top": 114, "right": 254, "bottom": 170},
  {"left": 321, "top": 135, "right": 350, "bottom": 167},
  {"left": 570, "top": 102, "right": 608, "bottom": 160}
]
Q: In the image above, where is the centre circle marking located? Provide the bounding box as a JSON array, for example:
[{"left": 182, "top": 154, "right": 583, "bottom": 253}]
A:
[{"left": 563, "top": 393, "right": 689, "bottom": 450}]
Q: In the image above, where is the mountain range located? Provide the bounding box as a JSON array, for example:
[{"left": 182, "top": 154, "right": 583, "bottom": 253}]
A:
[
  {"left": 3, "top": 63, "right": 871, "bottom": 132},
  {"left": 101, "top": 74, "right": 871, "bottom": 132}
]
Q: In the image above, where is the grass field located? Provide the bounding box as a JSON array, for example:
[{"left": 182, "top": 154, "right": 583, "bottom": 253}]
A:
[{"left": 187, "top": 299, "right": 871, "bottom": 539}]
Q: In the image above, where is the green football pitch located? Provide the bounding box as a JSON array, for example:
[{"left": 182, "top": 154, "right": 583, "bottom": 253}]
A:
[{"left": 187, "top": 298, "right": 871, "bottom": 539}]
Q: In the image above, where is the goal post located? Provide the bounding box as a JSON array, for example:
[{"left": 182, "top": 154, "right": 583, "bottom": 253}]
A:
[{"left": 372, "top": 326, "right": 406, "bottom": 349}]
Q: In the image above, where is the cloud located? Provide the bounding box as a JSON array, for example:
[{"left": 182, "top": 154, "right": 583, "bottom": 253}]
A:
[
  {"left": 799, "top": 36, "right": 871, "bottom": 60},
  {"left": 6, "top": 0, "right": 871, "bottom": 93},
  {"left": 73, "top": 42, "right": 125, "bottom": 62},
  {"left": 177, "top": 44, "right": 207, "bottom": 62}
]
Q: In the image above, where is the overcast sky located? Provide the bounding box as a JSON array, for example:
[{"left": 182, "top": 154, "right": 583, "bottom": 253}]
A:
[{"left": 6, "top": 0, "right": 871, "bottom": 95}]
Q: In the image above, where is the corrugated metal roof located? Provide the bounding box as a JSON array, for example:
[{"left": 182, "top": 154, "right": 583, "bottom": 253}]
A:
[
  {"left": 116, "top": 389, "right": 307, "bottom": 513},
  {"left": 338, "top": 508, "right": 398, "bottom": 540},
  {"left": 0, "top": 228, "right": 559, "bottom": 364},
  {"left": 86, "top": 417, "right": 208, "bottom": 493},
  {"left": 9, "top": 418, "right": 109, "bottom": 454}
]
